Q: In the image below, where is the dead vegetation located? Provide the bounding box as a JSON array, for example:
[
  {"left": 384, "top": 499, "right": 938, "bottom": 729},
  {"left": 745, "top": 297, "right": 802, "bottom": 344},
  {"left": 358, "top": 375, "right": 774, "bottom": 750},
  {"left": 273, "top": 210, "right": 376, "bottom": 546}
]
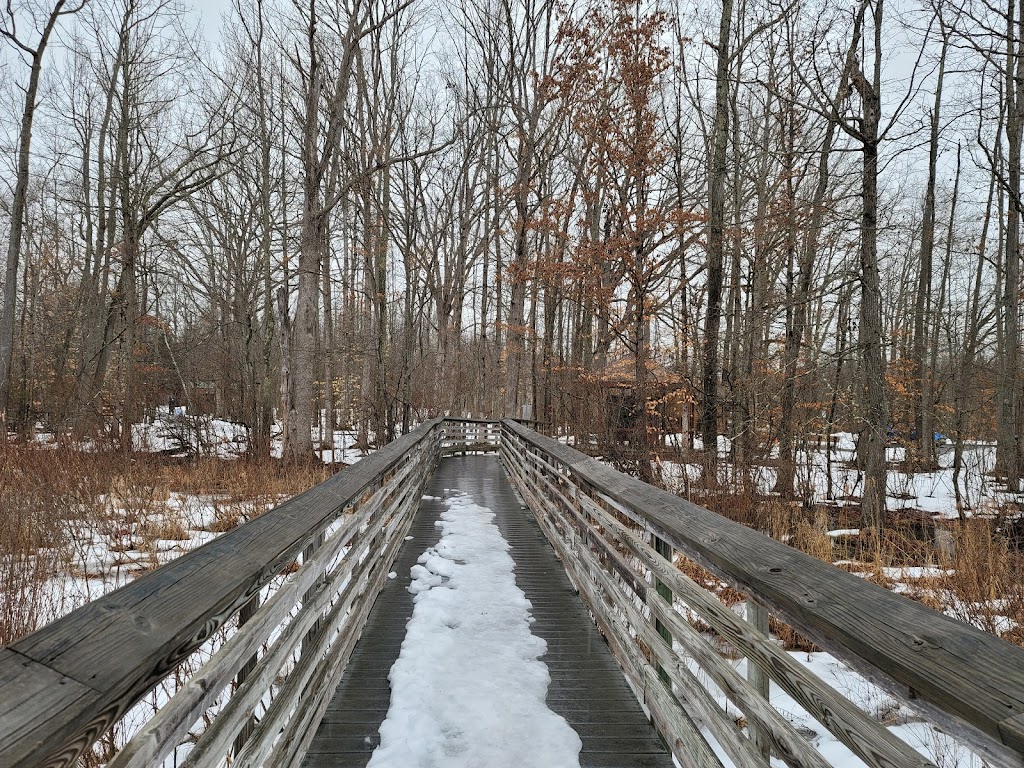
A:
[
  {"left": 678, "top": 487, "right": 1024, "bottom": 651},
  {"left": 0, "top": 445, "right": 330, "bottom": 645}
]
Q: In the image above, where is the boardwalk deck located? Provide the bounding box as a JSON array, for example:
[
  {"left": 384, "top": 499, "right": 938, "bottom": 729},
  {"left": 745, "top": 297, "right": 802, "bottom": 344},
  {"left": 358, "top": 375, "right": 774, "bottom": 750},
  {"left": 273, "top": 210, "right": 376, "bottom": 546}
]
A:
[{"left": 301, "top": 455, "right": 673, "bottom": 768}]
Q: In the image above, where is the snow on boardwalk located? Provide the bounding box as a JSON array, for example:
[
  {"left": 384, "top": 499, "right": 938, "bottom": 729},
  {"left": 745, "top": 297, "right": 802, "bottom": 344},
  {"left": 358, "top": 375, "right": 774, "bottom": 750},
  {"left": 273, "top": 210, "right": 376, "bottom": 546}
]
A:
[{"left": 367, "top": 493, "right": 583, "bottom": 768}]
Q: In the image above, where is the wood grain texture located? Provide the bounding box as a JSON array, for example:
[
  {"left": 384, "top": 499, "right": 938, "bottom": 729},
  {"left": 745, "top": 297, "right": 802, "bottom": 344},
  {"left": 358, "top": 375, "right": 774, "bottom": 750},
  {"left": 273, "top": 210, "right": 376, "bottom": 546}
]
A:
[
  {"left": 747, "top": 601, "right": 772, "bottom": 763},
  {"left": 502, "top": 419, "right": 1024, "bottom": 767},
  {"left": 0, "top": 649, "right": 98, "bottom": 764}
]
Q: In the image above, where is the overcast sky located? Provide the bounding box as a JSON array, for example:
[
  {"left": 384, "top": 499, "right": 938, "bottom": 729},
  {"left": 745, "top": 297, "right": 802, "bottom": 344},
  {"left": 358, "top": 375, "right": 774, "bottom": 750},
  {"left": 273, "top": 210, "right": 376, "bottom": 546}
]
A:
[{"left": 193, "top": 0, "right": 235, "bottom": 41}]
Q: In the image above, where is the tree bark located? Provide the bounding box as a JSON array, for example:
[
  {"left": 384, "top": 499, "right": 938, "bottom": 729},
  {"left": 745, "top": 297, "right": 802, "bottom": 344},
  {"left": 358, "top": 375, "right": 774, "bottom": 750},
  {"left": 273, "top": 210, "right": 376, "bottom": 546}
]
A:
[
  {"left": 913, "top": 24, "right": 949, "bottom": 469},
  {"left": 851, "top": 0, "right": 889, "bottom": 531},
  {"left": 0, "top": 1, "right": 73, "bottom": 422},
  {"left": 701, "top": 0, "right": 733, "bottom": 485},
  {"left": 997, "top": 0, "right": 1024, "bottom": 490}
]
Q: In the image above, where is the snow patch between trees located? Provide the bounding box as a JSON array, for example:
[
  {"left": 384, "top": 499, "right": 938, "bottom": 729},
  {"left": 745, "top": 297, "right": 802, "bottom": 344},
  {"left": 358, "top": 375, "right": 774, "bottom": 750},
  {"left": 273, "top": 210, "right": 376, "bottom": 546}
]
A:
[{"left": 366, "top": 493, "right": 582, "bottom": 768}]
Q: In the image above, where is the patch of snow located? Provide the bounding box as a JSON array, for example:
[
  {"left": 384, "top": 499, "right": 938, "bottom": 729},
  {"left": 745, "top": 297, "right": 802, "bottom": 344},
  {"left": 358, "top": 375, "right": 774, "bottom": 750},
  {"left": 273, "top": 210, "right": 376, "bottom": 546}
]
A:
[
  {"left": 367, "top": 493, "right": 582, "bottom": 768},
  {"left": 691, "top": 435, "right": 733, "bottom": 455},
  {"left": 881, "top": 566, "right": 953, "bottom": 581},
  {"left": 658, "top": 439, "right": 1016, "bottom": 520},
  {"left": 827, "top": 529, "right": 861, "bottom": 538}
]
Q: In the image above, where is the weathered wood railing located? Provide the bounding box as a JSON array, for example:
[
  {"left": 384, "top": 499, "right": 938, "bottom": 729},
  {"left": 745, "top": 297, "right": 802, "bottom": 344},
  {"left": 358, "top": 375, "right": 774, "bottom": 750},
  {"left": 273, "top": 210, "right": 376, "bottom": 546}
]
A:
[
  {"left": 0, "top": 418, "right": 462, "bottom": 768},
  {"left": 500, "top": 419, "right": 1024, "bottom": 768},
  {"left": 6, "top": 417, "right": 1024, "bottom": 768},
  {"left": 440, "top": 418, "right": 501, "bottom": 455}
]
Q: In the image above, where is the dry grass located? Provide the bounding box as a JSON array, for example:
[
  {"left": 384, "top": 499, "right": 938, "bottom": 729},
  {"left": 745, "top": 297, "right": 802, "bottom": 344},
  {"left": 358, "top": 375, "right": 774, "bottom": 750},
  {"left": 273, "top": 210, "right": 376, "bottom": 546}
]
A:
[
  {"left": 0, "top": 445, "right": 331, "bottom": 646},
  {"left": 936, "top": 520, "right": 1024, "bottom": 643},
  {"left": 157, "top": 457, "right": 330, "bottom": 500},
  {"left": 676, "top": 486, "right": 1024, "bottom": 651},
  {"left": 0, "top": 448, "right": 117, "bottom": 645}
]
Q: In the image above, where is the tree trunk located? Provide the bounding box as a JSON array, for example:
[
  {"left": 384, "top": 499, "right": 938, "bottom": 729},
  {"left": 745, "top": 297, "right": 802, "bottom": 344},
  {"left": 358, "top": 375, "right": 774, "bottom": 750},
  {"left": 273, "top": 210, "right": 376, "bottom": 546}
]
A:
[
  {"left": 997, "top": 0, "right": 1024, "bottom": 490},
  {"left": 0, "top": 2, "right": 70, "bottom": 421},
  {"left": 284, "top": 203, "right": 323, "bottom": 462},
  {"left": 701, "top": 0, "right": 732, "bottom": 485},
  {"left": 913, "top": 29, "right": 948, "bottom": 469},
  {"left": 852, "top": 1, "right": 889, "bottom": 531}
]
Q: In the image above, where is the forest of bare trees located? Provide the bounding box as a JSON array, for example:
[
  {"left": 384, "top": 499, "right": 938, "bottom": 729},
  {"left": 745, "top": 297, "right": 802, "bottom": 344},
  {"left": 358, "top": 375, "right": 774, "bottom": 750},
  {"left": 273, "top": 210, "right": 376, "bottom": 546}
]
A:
[{"left": 2, "top": 0, "right": 1023, "bottom": 528}]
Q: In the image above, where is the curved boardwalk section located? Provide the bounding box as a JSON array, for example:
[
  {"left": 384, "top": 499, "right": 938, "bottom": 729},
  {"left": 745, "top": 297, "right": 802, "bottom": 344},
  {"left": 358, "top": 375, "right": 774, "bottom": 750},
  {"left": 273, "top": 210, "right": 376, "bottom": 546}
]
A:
[{"left": 301, "top": 455, "right": 673, "bottom": 768}]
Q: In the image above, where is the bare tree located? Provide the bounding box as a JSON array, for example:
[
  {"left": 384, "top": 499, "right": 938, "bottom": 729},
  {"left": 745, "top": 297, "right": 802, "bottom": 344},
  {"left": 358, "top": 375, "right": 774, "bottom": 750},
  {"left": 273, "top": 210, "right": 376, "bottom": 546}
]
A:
[
  {"left": 700, "top": 0, "right": 733, "bottom": 484},
  {"left": 0, "top": 0, "right": 88, "bottom": 425}
]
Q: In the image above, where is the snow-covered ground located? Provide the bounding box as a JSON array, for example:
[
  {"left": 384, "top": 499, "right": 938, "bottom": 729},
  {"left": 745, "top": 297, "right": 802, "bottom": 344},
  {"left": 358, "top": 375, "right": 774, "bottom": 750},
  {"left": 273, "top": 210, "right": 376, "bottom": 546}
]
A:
[
  {"left": 7, "top": 413, "right": 378, "bottom": 640},
  {"left": 368, "top": 493, "right": 582, "bottom": 768},
  {"left": 25, "top": 490, "right": 283, "bottom": 630},
  {"left": 28, "top": 411, "right": 369, "bottom": 464},
  {"left": 660, "top": 434, "right": 1021, "bottom": 519},
  {"left": 694, "top": 642, "right": 985, "bottom": 767}
]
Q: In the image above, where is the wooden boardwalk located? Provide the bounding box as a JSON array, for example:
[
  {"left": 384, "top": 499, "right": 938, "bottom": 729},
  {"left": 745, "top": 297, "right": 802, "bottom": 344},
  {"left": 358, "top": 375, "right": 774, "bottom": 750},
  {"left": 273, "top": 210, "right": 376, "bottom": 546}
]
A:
[
  {"left": 301, "top": 455, "right": 674, "bottom": 768},
  {"left": 8, "top": 418, "right": 1024, "bottom": 768}
]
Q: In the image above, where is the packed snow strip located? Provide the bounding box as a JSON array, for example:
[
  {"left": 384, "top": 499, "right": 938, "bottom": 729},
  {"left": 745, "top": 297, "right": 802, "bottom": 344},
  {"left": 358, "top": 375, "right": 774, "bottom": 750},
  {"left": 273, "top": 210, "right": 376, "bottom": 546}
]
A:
[{"left": 366, "top": 493, "right": 583, "bottom": 768}]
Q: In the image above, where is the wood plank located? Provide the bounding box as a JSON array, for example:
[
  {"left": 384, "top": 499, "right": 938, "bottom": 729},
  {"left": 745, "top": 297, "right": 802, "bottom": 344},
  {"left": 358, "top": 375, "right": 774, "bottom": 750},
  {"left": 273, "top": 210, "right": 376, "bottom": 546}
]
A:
[
  {"left": 0, "top": 649, "right": 98, "bottom": 765},
  {"left": 747, "top": 601, "right": 772, "bottom": 763}
]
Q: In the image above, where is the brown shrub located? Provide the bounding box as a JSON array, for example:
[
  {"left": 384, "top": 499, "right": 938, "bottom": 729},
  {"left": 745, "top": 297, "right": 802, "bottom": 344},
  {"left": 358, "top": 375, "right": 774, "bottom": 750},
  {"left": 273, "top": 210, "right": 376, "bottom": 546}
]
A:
[
  {"left": 0, "top": 445, "right": 325, "bottom": 645},
  {"left": 936, "top": 520, "right": 1024, "bottom": 645}
]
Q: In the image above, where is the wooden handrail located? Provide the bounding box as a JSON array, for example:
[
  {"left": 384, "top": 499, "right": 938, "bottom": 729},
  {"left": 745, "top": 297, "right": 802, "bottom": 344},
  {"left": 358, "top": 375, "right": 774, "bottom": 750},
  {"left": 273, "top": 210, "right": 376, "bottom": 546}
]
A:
[
  {"left": 500, "top": 419, "right": 1024, "bottom": 768},
  {"left": 0, "top": 418, "right": 445, "bottom": 768}
]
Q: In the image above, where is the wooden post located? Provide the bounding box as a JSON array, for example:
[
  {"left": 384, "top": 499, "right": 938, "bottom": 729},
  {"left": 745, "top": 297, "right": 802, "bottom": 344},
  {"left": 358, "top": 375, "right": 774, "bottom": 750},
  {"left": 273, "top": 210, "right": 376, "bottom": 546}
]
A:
[
  {"left": 232, "top": 594, "right": 260, "bottom": 758},
  {"left": 302, "top": 530, "right": 327, "bottom": 654},
  {"left": 747, "top": 600, "right": 771, "bottom": 763},
  {"left": 652, "top": 534, "right": 675, "bottom": 757},
  {"left": 653, "top": 535, "right": 672, "bottom": 685}
]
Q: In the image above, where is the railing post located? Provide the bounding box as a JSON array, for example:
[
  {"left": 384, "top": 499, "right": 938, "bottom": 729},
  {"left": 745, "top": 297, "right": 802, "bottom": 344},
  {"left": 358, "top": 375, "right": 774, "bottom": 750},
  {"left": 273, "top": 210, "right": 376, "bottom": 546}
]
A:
[
  {"left": 232, "top": 594, "right": 260, "bottom": 758},
  {"left": 747, "top": 601, "right": 771, "bottom": 763},
  {"left": 652, "top": 535, "right": 672, "bottom": 685},
  {"left": 302, "top": 529, "right": 327, "bottom": 653}
]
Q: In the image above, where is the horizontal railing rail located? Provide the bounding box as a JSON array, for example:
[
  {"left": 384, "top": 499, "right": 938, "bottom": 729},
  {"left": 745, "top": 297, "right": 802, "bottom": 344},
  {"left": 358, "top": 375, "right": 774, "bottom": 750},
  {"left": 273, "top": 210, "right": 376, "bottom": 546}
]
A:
[
  {"left": 439, "top": 418, "right": 501, "bottom": 455},
  {"left": 500, "top": 419, "right": 1024, "bottom": 768},
  {"left": 0, "top": 418, "right": 448, "bottom": 768}
]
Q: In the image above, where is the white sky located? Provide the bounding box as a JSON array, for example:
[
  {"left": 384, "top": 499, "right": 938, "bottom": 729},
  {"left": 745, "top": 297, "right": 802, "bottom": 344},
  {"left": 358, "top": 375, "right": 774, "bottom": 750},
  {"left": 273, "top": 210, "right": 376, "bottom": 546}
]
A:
[{"left": 192, "top": 0, "right": 235, "bottom": 41}]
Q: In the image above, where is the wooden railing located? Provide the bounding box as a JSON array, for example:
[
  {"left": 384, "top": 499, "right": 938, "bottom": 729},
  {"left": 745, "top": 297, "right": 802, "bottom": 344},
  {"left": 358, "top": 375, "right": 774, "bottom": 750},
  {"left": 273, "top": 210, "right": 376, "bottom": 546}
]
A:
[
  {"left": 0, "top": 418, "right": 454, "bottom": 768},
  {"left": 440, "top": 418, "right": 501, "bottom": 455},
  {"left": 500, "top": 419, "right": 1024, "bottom": 768}
]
